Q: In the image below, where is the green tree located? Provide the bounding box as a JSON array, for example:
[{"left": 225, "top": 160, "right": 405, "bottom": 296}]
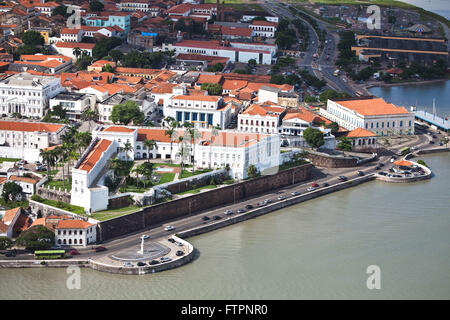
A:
[
  {"left": 81, "top": 108, "right": 98, "bottom": 131},
  {"left": 92, "top": 37, "right": 122, "bottom": 60},
  {"left": 247, "top": 164, "right": 259, "bottom": 179},
  {"left": 337, "top": 137, "right": 353, "bottom": 152},
  {"left": 2, "top": 182, "right": 23, "bottom": 203},
  {"left": 120, "top": 141, "right": 133, "bottom": 161},
  {"left": 304, "top": 95, "right": 318, "bottom": 103},
  {"left": 0, "top": 237, "right": 13, "bottom": 250},
  {"left": 140, "top": 162, "right": 154, "bottom": 187},
  {"left": 89, "top": 0, "right": 104, "bottom": 12},
  {"left": 102, "top": 64, "right": 114, "bottom": 73},
  {"left": 109, "top": 49, "right": 123, "bottom": 63},
  {"left": 52, "top": 5, "right": 68, "bottom": 17},
  {"left": 164, "top": 119, "right": 178, "bottom": 164},
  {"left": 21, "top": 31, "right": 44, "bottom": 46},
  {"left": 143, "top": 139, "right": 157, "bottom": 162},
  {"left": 326, "top": 122, "right": 339, "bottom": 135},
  {"left": 303, "top": 127, "right": 325, "bottom": 150},
  {"left": 319, "top": 89, "right": 350, "bottom": 104},
  {"left": 15, "top": 225, "right": 54, "bottom": 251},
  {"left": 200, "top": 83, "right": 223, "bottom": 95},
  {"left": 110, "top": 101, "right": 144, "bottom": 125},
  {"left": 441, "top": 136, "right": 449, "bottom": 147}
]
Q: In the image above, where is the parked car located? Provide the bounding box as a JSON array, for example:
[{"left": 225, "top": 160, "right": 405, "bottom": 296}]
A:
[
  {"left": 277, "top": 195, "right": 285, "bottom": 200},
  {"left": 5, "top": 251, "right": 15, "bottom": 257},
  {"left": 164, "top": 226, "right": 175, "bottom": 231},
  {"left": 237, "top": 209, "right": 246, "bottom": 214},
  {"left": 168, "top": 238, "right": 176, "bottom": 243},
  {"left": 378, "top": 172, "right": 387, "bottom": 176},
  {"left": 176, "top": 250, "right": 184, "bottom": 256},
  {"left": 202, "top": 216, "right": 210, "bottom": 221},
  {"left": 142, "top": 235, "right": 150, "bottom": 240},
  {"left": 291, "top": 191, "right": 300, "bottom": 196},
  {"left": 375, "top": 166, "right": 381, "bottom": 170},
  {"left": 212, "top": 215, "right": 221, "bottom": 220},
  {"left": 378, "top": 163, "right": 384, "bottom": 167},
  {"left": 224, "top": 210, "right": 233, "bottom": 215},
  {"left": 338, "top": 175, "right": 347, "bottom": 181},
  {"left": 245, "top": 204, "right": 254, "bottom": 210},
  {"left": 93, "top": 246, "right": 107, "bottom": 252},
  {"left": 357, "top": 171, "right": 365, "bottom": 176},
  {"left": 429, "top": 141, "right": 435, "bottom": 144},
  {"left": 175, "top": 241, "right": 183, "bottom": 247},
  {"left": 69, "top": 250, "right": 80, "bottom": 255},
  {"left": 137, "top": 262, "right": 146, "bottom": 267},
  {"left": 149, "top": 260, "right": 160, "bottom": 265},
  {"left": 160, "top": 257, "right": 172, "bottom": 263},
  {"left": 265, "top": 199, "right": 272, "bottom": 204},
  {"left": 123, "top": 262, "right": 134, "bottom": 267}
]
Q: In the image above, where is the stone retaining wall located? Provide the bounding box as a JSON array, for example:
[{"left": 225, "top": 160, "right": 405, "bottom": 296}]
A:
[
  {"left": 306, "top": 151, "right": 357, "bottom": 168},
  {"left": 96, "top": 164, "right": 313, "bottom": 242}
]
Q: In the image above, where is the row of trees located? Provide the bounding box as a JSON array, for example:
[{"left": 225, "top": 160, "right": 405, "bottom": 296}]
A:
[{"left": 0, "top": 226, "right": 55, "bottom": 251}]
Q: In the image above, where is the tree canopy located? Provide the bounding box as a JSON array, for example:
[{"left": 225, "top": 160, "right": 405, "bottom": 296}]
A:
[
  {"left": 92, "top": 37, "right": 122, "bottom": 60},
  {"left": 303, "top": 127, "right": 325, "bottom": 149},
  {"left": 111, "top": 101, "right": 144, "bottom": 125},
  {"left": 89, "top": 0, "right": 104, "bottom": 12},
  {"left": 200, "top": 83, "right": 223, "bottom": 96},
  {"left": 15, "top": 225, "right": 55, "bottom": 251},
  {"left": 2, "top": 182, "right": 22, "bottom": 203},
  {"left": 21, "top": 31, "right": 44, "bottom": 46}
]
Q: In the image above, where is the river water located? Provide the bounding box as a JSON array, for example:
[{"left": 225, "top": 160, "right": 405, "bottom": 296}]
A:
[
  {"left": 1, "top": 152, "right": 449, "bottom": 300},
  {"left": 400, "top": 0, "right": 450, "bottom": 20}
]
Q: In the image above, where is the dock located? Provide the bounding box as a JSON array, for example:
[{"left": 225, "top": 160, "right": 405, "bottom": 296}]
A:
[{"left": 415, "top": 110, "right": 449, "bottom": 132}]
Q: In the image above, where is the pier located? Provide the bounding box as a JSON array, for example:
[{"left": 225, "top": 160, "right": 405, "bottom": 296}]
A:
[{"left": 415, "top": 110, "right": 450, "bottom": 132}]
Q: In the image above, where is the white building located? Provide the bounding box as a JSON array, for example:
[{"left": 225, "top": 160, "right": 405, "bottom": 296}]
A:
[
  {"left": 120, "top": 0, "right": 151, "bottom": 12},
  {"left": 71, "top": 138, "right": 119, "bottom": 213},
  {"left": 60, "top": 28, "right": 83, "bottom": 43},
  {"left": 241, "top": 14, "right": 278, "bottom": 23},
  {"left": 238, "top": 103, "right": 286, "bottom": 134},
  {"left": 322, "top": 97, "right": 415, "bottom": 136},
  {"left": 55, "top": 219, "right": 96, "bottom": 247},
  {"left": 250, "top": 20, "right": 277, "bottom": 38},
  {"left": 173, "top": 40, "right": 275, "bottom": 65},
  {"left": 0, "top": 121, "right": 66, "bottom": 162},
  {"left": 52, "top": 42, "right": 95, "bottom": 60},
  {"left": 50, "top": 92, "right": 96, "bottom": 120},
  {"left": 0, "top": 72, "right": 64, "bottom": 118},
  {"left": 164, "top": 93, "right": 233, "bottom": 129}
]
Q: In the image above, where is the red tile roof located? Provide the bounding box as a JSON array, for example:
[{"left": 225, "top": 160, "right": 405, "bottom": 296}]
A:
[
  {"left": 2, "top": 207, "right": 20, "bottom": 223},
  {"left": 56, "top": 219, "right": 94, "bottom": 229},
  {"left": 55, "top": 42, "right": 95, "bottom": 50},
  {"left": 77, "top": 139, "right": 112, "bottom": 172},
  {"left": 0, "top": 121, "right": 63, "bottom": 132},
  {"left": 335, "top": 98, "right": 409, "bottom": 116},
  {"left": 346, "top": 128, "right": 377, "bottom": 138}
]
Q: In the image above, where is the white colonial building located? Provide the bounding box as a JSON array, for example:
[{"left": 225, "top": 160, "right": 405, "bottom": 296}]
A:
[
  {"left": 0, "top": 72, "right": 64, "bottom": 118},
  {"left": 55, "top": 219, "right": 96, "bottom": 247},
  {"left": 238, "top": 103, "right": 286, "bottom": 134},
  {"left": 50, "top": 92, "right": 96, "bottom": 120},
  {"left": 321, "top": 97, "right": 415, "bottom": 136},
  {"left": 250, "top": 20, "right": 277, "bottom": 38},
  {"left": 0, "top": 121, "right": 66, "bottom": 162}
]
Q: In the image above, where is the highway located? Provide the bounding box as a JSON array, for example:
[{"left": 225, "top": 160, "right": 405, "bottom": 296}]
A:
[{"left": 261, "top": 0, "right": 356, "bottom": 95}]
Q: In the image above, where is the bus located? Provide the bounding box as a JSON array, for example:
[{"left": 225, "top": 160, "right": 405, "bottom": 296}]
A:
[
  {"left": 34, "top": 250, "right": 66, "bottom": 260},
  {"left": 399, "top": 147, "right": 410, "bottom": 156}
]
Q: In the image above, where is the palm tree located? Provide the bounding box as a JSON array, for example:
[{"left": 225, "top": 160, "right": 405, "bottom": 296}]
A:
[
  {"left": 176, "top": 136, "right": 190, "bottom": 176},
  {"left": 247, "top": 164, "right": 259, "bottom": 179},
  {"left": 82, "top": 109, "right": 98, "bottom": 132},
  {"left": 183, "top": 122, "right": 201, "bottom": 173},
  {"left": 121, "top": 141, "right": 133, "bottom": 161},
  {"left": 74, "top": 131, "right": 92, "bottom": 155},
  {"left": 143, "top": 139, "right": 157, "bottom": 162},
  {"left": 140, "top": 162, "right": 154, "bottom": 188},
  {"left": 40, "top": 149, "right": 52, "bottom": 178},
  {"left": 109, "top": 158, "right": 122, "bottom": 180},
  {"left": 73, "top": 47, "right": 82, "bottom": 59},
  {"left": 132, "top": 165, "right": 144, "bottom": 188}
]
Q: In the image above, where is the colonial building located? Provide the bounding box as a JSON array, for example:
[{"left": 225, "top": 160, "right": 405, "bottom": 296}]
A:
[
  {"left": 49, "top": 92, "right": 96, "bottom": 120},
  {"left": 321, "top": 97, "right": 415, "bottom": 136},
  {"left": 0, "top": 72, "right": 64, "bottom": 118},
  {"left": 238, "top": 103, "right": 286, "bottom": 134},
  {"left": 55, "top": 219, "right": 96, "bottom": 247}
]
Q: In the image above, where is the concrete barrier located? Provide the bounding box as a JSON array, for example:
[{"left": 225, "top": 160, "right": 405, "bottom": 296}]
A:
[{"left": 0, "top": 259, "right": 89, "bottom": 268}]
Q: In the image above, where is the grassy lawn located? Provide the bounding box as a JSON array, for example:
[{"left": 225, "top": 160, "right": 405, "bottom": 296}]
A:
[
  {"left": 279, "top": 159, "right": 310, "bottom": 171},
  {"left": 154, "top": 172, "right": 176, "bottom": 185},
  {"left": 222, "top": 179, "right": 236, "bottom": 185},
  {"left": 179, "top": 168, "right": 212, "bottom": 179},
  {"left": 177, "top": 184, "right": 218, "bottom": 195},
  {"left": 44, "top": 177, "right": 72, "bottom": 192},
  {"left": 31, "top": 196, "right": 85, "bottom": 216},
  {"left": 90, "top": 205, "right": 142, "bottom": 221},
  {"left": 0, "top": 157, "right": 21, "bottom": 163}
]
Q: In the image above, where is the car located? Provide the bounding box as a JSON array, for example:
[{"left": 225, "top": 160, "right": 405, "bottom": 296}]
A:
[
  {"left": 411, "top": 146, "right": 418, "bottom": 151},
  {"left": 277, "top": 196, "right": 285, "bottom": 200},
  {"left": 202, "top": 216, "right": 210, "bottom": 221},
  {"left": 322, "top": 183, "right": 329, "bottom": 187},
  {"left": 176, "top": 250, "right": 184, "bottom": 256},
  {"left": 164, "top": 226, "right": 175, "bottom": 231},
  {"left": 160, "top": 257, "right": 172, "bottom": 263},
  {"left": 311, "top": 182, "right": 319, "bottom": 188},
  {"left": 149, "top": 260, "right": 160, "bottom": 265},
  {"left": 306, "top": 187, "right": 316, "bottom": 192},
  {"left": 378, "top": 163, "right": 384, "bottom": 167},
  {"left": 93, "top": 246, "right": 107, "bottom": 252},
  {"left": 357, "top": 171, "right": 365, "bottom": 176},
  {"left": 168, "top": 238, "right": 176, "bottom": 243},
  {"left": 291, "top": 191, "right": 300, "bottom": 196},
  {"left": 5, "top": 251, "right": 15, "bottom": 257},
  {"left": 142, "top": 235, "right": 150, "bottom": 240},
  {"left": 69, "top": 250, "right": 80, "bottom": 255},
  {"left": 432, "top": 135, "right": 437, "bottom": 139},
  {"left": 224, "top": 209, "right": 233, "bottom": 215},
  {"left": 237, "top": 209, "right": 246, "bottom": 214},
  {"left": 213, "top": 215, "right": 221, "bottom": 220},
  {"left": 35, "top": 161, "right": 42, "bottom": 166},
  {"left": 429, "top": 141, "right": 435, "bottom": 144},
  {"left": 439, "top": 142, "right": 443, "bottom": 146},
  {"left": 265, "top": 199, "right": 272, "bottom": 204},
  {"left": 51, "top": 245, "right": 62, "bottom": 250},
  {"left": 137, "top": 262, "right": 146, "bottom": 267},
  {"left": 123, "top": 262, "right": 134, "bottom": 267},
  {"left": 378, "top": 172, "right": 387, "bottom": 176},
  {"left": 175, "top": 241, "right": 183, "bottom": 246},
  {"left": 245, "top": 204, "right": 254, "bottom": 210},
  {"left": 375, "top": 166, "right": 381, "bottom": 170},
  {"left": 257, "top": 202, "right": 266, "bottom": 207},
  {"left": 338, "top": 175, "right": 347, "bottom": 181}
]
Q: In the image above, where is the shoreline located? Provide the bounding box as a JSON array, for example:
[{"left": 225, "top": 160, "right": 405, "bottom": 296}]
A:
[{"left": 361, "top": 78, "right": 449, "bottom": 95}]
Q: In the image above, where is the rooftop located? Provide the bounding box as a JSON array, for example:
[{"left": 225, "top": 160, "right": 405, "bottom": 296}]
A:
[{"left": 333, "top": 98, "right": 410, "bottom": 116}]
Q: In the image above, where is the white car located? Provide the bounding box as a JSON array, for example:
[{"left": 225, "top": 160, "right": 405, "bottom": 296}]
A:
[
  {"left": 306, "top": 187, "right": 316, "bottom": 192},
  {"left": 123, "top": 262, "right": 134, "bottom": 267},
  {"left": 175, "top": 241, "right": 183, "bottom": 247},
  {"left": 164, "top": 226, "right": 175, "bottom": 232},
  {"left": 160, "top": 257, "right": 172, "bottom": 263},
  {"left": 142, "top": 235, "right": 149, "bottom": 240},
  {"left": 224, "top": 210, "right": 233, "bottom": 215}
]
